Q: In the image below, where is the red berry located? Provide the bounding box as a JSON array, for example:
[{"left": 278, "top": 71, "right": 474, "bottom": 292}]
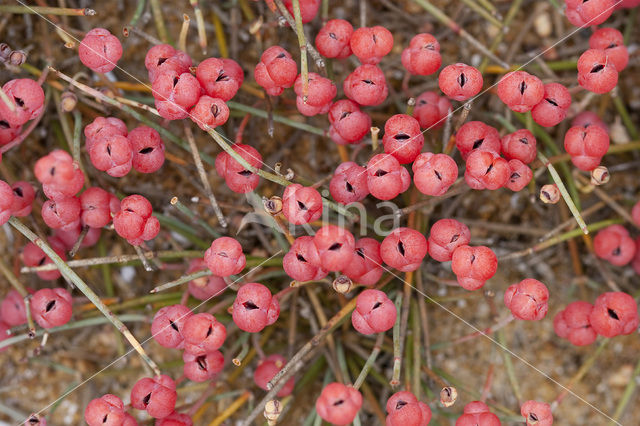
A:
[
  {"left": 84, "top": 116, "right": 128, "bottom": 151},
  {"left": 130, "top": 375, "right": 177, "bottom": 419},
  {"left": 427, "top": 219, "right": 470, "bottom": 262},
  {"left": 497, "top": 71, "right": 544, "bottom": 113},
  {"left": 182, "top": 313, "right": 226, "bottom": 354},
  {"left": 196, "top": 57, "right": 244, "bottom": 101},
  {"left": 156, "top": 411, "right": 193, "bottom": 426},
  {"left": 215, "top": 144, "right": 262, "bottom": 193},
  {"left": 10, "top": 181, "right": 35, "bottom": 217},
  {"left": 145, "top": 44, "right": 192, "bottom": 83},
  {"left": 531, "top": 82, "right": 572, "bottom": 127},
  {"left": 41, "top": 196, "right": 81, "bottom": 230},
  {"left": 520, "top": 400, "right": 553, "bottom": 426},
  {"left": 30, "top": 288, "right": 73, "bottom": 329},
  {"left": 589, "top": 291, "right": 639, "bottom": 337},
  {"left": 1, "top": 289, "right": 28, "bottom": 326},
  {"left": 89, "top": 134, "right": 133, "bottom": 177},
  {"left": 232, "top": 282, "right": 280, "bottom": 332},
  {"left": 204, "top": 237, "right": 246, "bottom": 277},
  {"left": 504, "top": 278, "right": 549, "bottom": 320},
  {"left": 501, "top": 129, "right": 537, "bottom": 164},
  {"left": 401, "top": 33, "right": 442, "bottom": 76},
  {"left": 571, "top": 111, "right": 608, "bottom": 132},
  {"left": 54, "top": 224, "right": 101, "bottom": 250},
  {"left": 294, "top": 73, "right": 337, "bottom": 117},
  {"left": 254, "top": 354, "right": 295, "bottom": 397},
  {"left": 380, "top": 227, "right": 428, "bottom": 272},
  {"left": 78, "top": 28, "right": 122, "bottom": 73},
  {"left": 351, "top": 289, "right": 396, "bottom": 334},
  {"left": 283, "top": 236, "right": 326, "bottom": 282},
  {"left": 190, "top": 95, "right": 230, "bottom": 130},
  {"left": 385, "top": 391, "right": 432, "bottom": 426},
  {"left": 366, "top": 153, "right": 410, "bottom": 200},
  {"left": 182, "top": 348, "right": 224, "bottom": 382},
  {"left": 34, "top": 150, "right": 84, "bottom": 198},
  {"left": 0, "top": 123, "right": 21, "bottom": 147},
  {"left": 0, "top": 179, "right": 12, "bottom": 225},
  {"left": 283, "top": 0, "right": 320, "bottom": 23},
  {"left": 282, "top": 184, "right": 323, "bottom": 225},
  {"left": 577, "top": 49, "right": 618, "bottom": 94},
  {"left": 128, "top": 126, "right": 166, "bottom": 173},
  {"left": 593, "top": 224, "right": 636, "bottom": 266},
  {"left": 564, "top": 125, "right": 609, "bottom": 171},
  {"left": 22, "top": 238, "right": 67, "bottom": 281},
  {"left": 554, "top": 301, "right": 597, "bottom": 346},
  {"left": 590, "top": 27, "right": 628, "bottom": 71},
  {"left": 316, "top": 19, "right": 353, "bottom": 59},
  {"left": 151, "top": 304, "right": 193, "bottom": 349},
  {"left": 464, "top": 150, "right": 510, "bottom": 190},
  {"left": 451, "top": 245, "right": 497, "bottom": 291},
  {"left": 313, "top": 225, "right": 356, "bottom": 272},
  {"left": 0, "top": 79, "right": 45, "bottom": 127},
  {"left": 254, "top": 46, "right": 298, "bottom": 96},
  {"left": 505, "top": 159, "right": 533, "bottom": 192},
  {"left": 342, "top": 238, "right": 383, "bottom": 286},
  {"left": 413, "top": 91, "right": 451, "bottom": 129},
  {"left": 343, "top": 64, "right": 388, "bottom": 106},
  {"left": 152, "top": 70, "right": 202, "bottom": 120},
  {"left": 564, "top": 0, "right": 615, "bottom": 27},
  {"left": 456, "top": 121, "right": 501, "bottom": 160},
  {"left": 412, "top": 152, "right": 458, "bottom": 196},
  {"left": 382, "top": 114, "right": 424, "bottom": 164},
  {"left": 350, "top": 26, "right": 394, "bottom": 65},
  {"left": 455, "top": 401, "right": 500, "bottom": 426},
  {"left": 438, "top": 63, "right": 483, "bottom": 101},
  {"left": 80, "top": 187, "right": 118, "bottom": 229},
  {"left": 84, "top": 394, "right": 127, "bottom": 426},
  {"left": 113, "top": 195, "right": 160, "bottom": 246},
  {"left": 329, "top": 161, "right": 369, "bottom": 204},
  {"left": 186, "top": 259, "right": 227, "bottom": 300},
  {"left": 315, "top": 383, "right": 362, "bottom": 426},
  {"left": 328, "top": 100, "right": 371, "bottom": 145}
]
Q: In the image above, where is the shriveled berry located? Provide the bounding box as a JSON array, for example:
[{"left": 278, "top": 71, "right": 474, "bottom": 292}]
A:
[
  {"left": 451, "top": 245, "right": 497, "bottom": 291},
  {"left": 428, "top": 219, "right": 470, "bottom": 262},
  {"left": 232, "top": 282, "right": 280, "bottom": 332},
  {"left": 315, "top": 383, "right": 362, "bottom": 426},
  {"left": 351, "top": 289, "right": 396, "bottom": 334},
  {"left": 380, "top": 227, "right": 428, "bottom": 272},
  {"left": 589, "top": 291, "right": 639, "bottom": 337}
]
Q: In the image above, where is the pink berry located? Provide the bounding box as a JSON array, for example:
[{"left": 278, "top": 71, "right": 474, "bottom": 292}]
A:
[
  {"left": 89, "top": 133, "right": 133, "bottom": 177},
  {"left": 329, "top": 161, "right": 369, "bottom": 204},
  {"left": 564, "top": 0, "right": 615, "bottom": 27},
  {"left": 0, "top": 179, "right": 12, "bottom": 225},
  {"left": 215, "top": 144, "right": 262, "bottom": 193},
  {"left": 204, "top": 237, "right": 246, "bottom": 277},
  {"left": 505, "top": 159, "right": 533, "bottom": 192},
  {"left": 0, "top": 79, "right": 45, "bottom": 127},
  {"left": 438, "top": 63, "right": 483, "bottom": 101},
  {"left": 41, "top": 196, "right": 81, "bottom": 231},
  {"left": 571, "top": 111, "right": 608, "bottom": 132},
  {"left": 22, "top": 238, "right": 67, "bottom": 281},
  {"left": 497, "top": 71, "right": 544, "bottom": 113},
  {"left": 343, "top": 64, "right": 388, "bottom": 106},
  {"left": 283, "top": 0, "right": 320, "bottom": 23},
  {"left": 1, "top": 289, "right": 28, "bottom": 326},
  {"left": 113, "top": 194, "right": 160, "bottom": 246},
  {"left": 294, "top": 73, "right": 337, "bottom": 117},
  {"left": 34, "top": 149, "right": 84, "bottom": 199},
  {"left": 455, "top": 401, "right": 501, "bottom": 426},
  {"left": 232, "top": 282, "right": 280, "bottom": 333},
  {"left": 152, "top": 70, "right": 202, "bottom": 120},
  {"left": 428, "top": 219, "right": 470, "bottom": 262},
  {"left": 342, "top": 238, "right": 383, "bottom": 286},
  {"left": 10, "top": 181, "right": 35, "bottom": 217},
  {"left": 80, "top": 187, "right": 118, "bottom": 228},
  {"left": 382, "top": 114, "right": 424, "bottom": 164},
  {"left": 182, "top": 313, "right": 226, "bottom": 354},
  {"left": 78, "top": 28, "right": 122, "bottom": 73},
  {"left": 531, "top": 83, "right": 572, "bottom": 127},
  {"left": 564, "top": 125, "right": 609, "bottom": 171},
  {"left": 54, "top": 224, "right": 101, "bottom": 250},
  {"left": 618, "top": 0, "right": 640, "bottom": 7},
  {"left": 283, "top": 236, "right": 327, "bottom": 282},
  {"left": 350, "top": 26, "right": 394, "bottom": 65},
  {"left": 366, "top": 153, "right": 410, "bottom": 200},
  {"left": 413, "top": 91, "right": 451, "bottom": 130},
  {"left": 500, "top": 129, "right": 537, "bottom": 164},
  {"left": 128, "top": 126, "right": 165, "bottom": 173},
  {"left": 451, "top": 245, "right": 497, "bottom": 291},
  {"left": 315, "top": 383, "right": 363, "bottom": 426},
  {"left": 589, "top": 291, "right": 639, "bottom": 337},
  {"left": 412, "top": 152, "right": 458, "bottom": 196},
  {"left": 313, "top": 225, "right": 356, "bottom": 272},
  {"left": 145, "top": 44, "right": 192, "bottom": 83},
  {"left": 590, "top": 28, "right": 628, "bottom": 72},
  {"left": 464, "top": 150, "right": 510, "bottom": 190},
  {"left": 0, "top": 122, "right": 20, "bottom": 146},
  {"left": 151, "top": 304, "right": 193, "bottom": 349},
  {"left": 254, "top": 46, "right": 298, "bottom": 96},
  {"left": 84, "top": 394, "right": 127, "bottom": 426},
  {"left": 328, "top": 100, "right": 371, "bottom": 145},
  {"left": 130, "top": 375, "right": 177, "bottom": 419},
  {"left": 156, "top": 412, "right": 192, "bottom": 426},
  {"left": 30, "top": 288, "right": 73, "bottom": 329},
  {"left": 521, "top": 400, "right": 553, "bottom": 426},
  {"left": 456, "top": 121, "right": 501, "bottom": 160},
  {"left": 401, "top": 33, "right": 441, "bottom": 76},
  {"left": 577, "top": 49, "right": 618, "bottom": 94},
  {"left": 316, "top": 19, "right": 353, "bottom": 59},
  {"left": 504, "top": 278, "right": 549, "bottom": 321},
  {"left": 351, "top": 289, "right": 396, "bottom": 334},
  {"left": 186, "top": 259, "right": 227, "bottom": 300},
  {"left": 190, "top": 95, "right": 230, "bottom": 130},
  {"left": 254, "top": 354, "right": 295, "bottom": 397},
  {"left": 380, "top": 227, "right": 428, "bottom": 272},
  {"left": 386, "top": 391, "right": 432, "bottom": 426},
  {"left": 593, "top": 224, "right": 636, "bottom": 266},
  {"left": 84, "top": 116, "right": 128, "bottom": 152},
  {"left": 182, "top": 348, "right": 224, "bottom": 382},
  {"left": 554, "top": 301, "right": 598, "bottom": 346},
  {"left": 196, "top": 57, "right": 244, "bottom": 101},
  {"left": 282, "top": 184, "right": 323, "bottom": 225}
]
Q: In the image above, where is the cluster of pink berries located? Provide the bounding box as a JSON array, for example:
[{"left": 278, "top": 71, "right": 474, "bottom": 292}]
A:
[
  {"left": 577, "top": 28, "right": 628, "bottom": 94},
  {"left": 0, "top": 286, "right": 73, "bottom": 332}
]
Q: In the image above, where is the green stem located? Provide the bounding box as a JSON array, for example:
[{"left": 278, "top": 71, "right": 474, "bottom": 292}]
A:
[
  {"left": 612, "top": 91, "right": 639, "bottom": 140},
  {"left": 128, "top": 0, "right": 146, "bottom": 27},
  {"left": 390, "top": 293, "right": 403, "bottom": 387},
  {"left": 149, "top": 0, "right": 170, "bottom": 43},
  {"left": 227, "top": 101, "right": 326, "bottom": 136},
  {"left": 353, "top": 332, "right": 385, "bottom": 389},
  {"left": 170, "top": 197, "right": 221, "bottom": 238},
  {"left": 496, "top": 329, "right": 522, "bottom": 403}
]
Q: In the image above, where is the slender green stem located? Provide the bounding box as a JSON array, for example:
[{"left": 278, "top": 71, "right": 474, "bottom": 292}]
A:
[
  {"left": 149, "top": 0, "right": 170, "bottom": 43},
  {"left": 411, "top": 300, "right": 421, "bottom": 398},
  {"left": 612, "top": 90, "right": 639, "bottom": 140},
  {"left": 496, "top": 329, "right": 522, "bottom": 403},
  {"left": 390, "top": 293, "right": 403, "bottom": 387},
  {"left": 460, "top": 0, "right": 502, "bottom": 28},
  {"left": 291, "top": 0, "right": 309, "bottom": 101},
  {"left": 227, "top": 101, "right": 325, "bottom": 136},
  {"left": 151, "top": 270, "right": 209, "bottom": 293},
  {"left": 353, "top": 333, "right": 385, "bottom": 389},
  {"left": 72, "top": 109, "right": 83, "bottom": 167},
  {"left": 128, "top": 0, "right": 146, "bottom": 27},
  {"left": 170, "top": 197, "right": 221, "bottom": 238}
]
